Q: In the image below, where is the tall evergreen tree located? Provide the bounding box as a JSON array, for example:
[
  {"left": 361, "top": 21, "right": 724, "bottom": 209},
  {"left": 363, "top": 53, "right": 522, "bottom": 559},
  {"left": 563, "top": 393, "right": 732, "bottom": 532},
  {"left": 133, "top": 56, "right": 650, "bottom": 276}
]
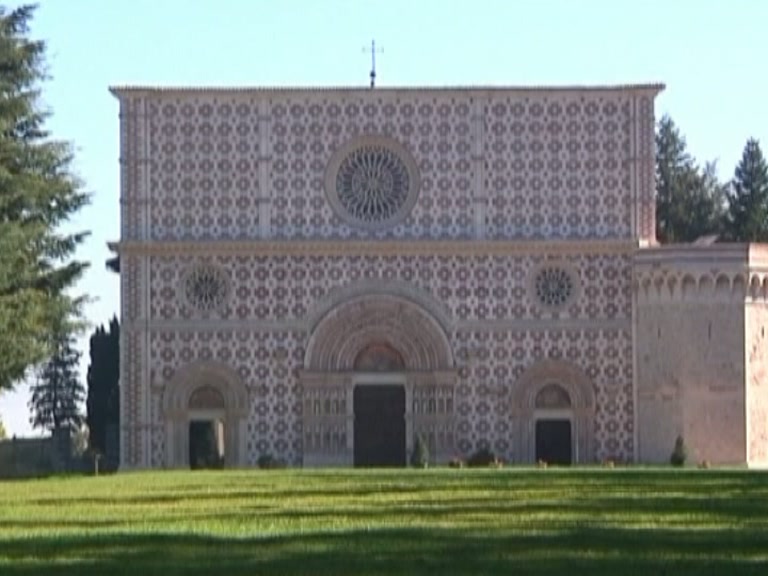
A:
[
  {"left": 0, "top": 416, "right": 6, "bottom": 439},
  {"left": 655, "top": 115, "right": 725, "bottom": 243},
  {"left": 86, "top": 317, "right": 119, "bottom": 455},
  {"left": 28, "top": 317, "right": 84, "bottom": 432},
  {"left": 0, "top": 5, "right": 89, "bottom": 392},
  {"left": 685, "top": 161, "right": 728, "bottom": 240},
  {"left": 725, "top": 139, "right": 768, "bottom": 242}
]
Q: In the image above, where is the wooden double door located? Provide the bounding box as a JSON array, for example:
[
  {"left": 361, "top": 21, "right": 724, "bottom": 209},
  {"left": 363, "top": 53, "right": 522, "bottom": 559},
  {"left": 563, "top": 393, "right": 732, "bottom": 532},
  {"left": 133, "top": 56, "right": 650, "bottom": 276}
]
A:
[
  {"left": 353, "top": 385, "right": 406, "bottom": 467},
  {"left": 535, "top": 419, "right": 572, "bottom": 465}
]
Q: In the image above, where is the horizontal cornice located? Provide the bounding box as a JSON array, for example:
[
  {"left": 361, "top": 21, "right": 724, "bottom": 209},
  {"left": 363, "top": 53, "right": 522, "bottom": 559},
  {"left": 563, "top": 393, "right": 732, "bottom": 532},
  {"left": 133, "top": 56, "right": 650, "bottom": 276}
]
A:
[
  {"left": 108, "top": 238, "right": 639, "bottom": 257},
  {"left": 126, "top": 317, "right": 629, "bottom": 334},
  {"left": 109, "top": 84, "right": 665, "bottom": 99},
  {"left": 634, "top": 243, "right": 751, "bottom": 266}
]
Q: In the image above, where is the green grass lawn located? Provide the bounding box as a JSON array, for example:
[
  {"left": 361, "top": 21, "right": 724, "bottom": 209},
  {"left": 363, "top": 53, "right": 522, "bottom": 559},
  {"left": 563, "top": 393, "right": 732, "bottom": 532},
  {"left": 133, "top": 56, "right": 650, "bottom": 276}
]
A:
[{"left": 2, "top": 468, "right": 768, "bottom": 575}]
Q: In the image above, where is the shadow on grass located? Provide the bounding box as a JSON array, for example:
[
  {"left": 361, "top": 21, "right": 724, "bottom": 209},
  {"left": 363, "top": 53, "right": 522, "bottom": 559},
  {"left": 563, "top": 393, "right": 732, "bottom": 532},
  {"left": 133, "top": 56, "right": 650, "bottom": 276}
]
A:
[{"left": 2, "top": 525, "right": 768, "bottom": 576}]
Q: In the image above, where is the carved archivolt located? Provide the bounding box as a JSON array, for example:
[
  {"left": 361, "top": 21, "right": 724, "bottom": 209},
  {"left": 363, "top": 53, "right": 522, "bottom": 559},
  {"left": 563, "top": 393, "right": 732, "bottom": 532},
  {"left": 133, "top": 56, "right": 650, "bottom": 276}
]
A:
[
  {"left": 305, "top": 294, "right": 454, "bottom": 371},
  {"left": 163, "top": 360, "right": 248, "bottom": 418},
  {"left": 511, "top": 360, "right": 595, "bottom": 413},
  {"left": 353, "top": 343, "right": 406, "bottom": 371},
  {"left": 188, "top": 385, "right": 226, "bottom": 410},
  {"left": 535, "top": 383, "right": 572, "bottom": 409},
  {"left": 307, "top": 280, "right": 453, "bottom": 335}
]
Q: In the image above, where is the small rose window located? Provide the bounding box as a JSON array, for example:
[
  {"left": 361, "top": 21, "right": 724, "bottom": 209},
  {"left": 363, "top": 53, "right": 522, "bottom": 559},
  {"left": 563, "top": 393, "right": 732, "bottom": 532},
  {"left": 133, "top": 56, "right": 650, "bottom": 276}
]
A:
[
  {"left": 183, "top": 265, "right": 230, "bottom": 312},
  {"left": 534, "top": 266, "right": 575, "bottom": 309}
]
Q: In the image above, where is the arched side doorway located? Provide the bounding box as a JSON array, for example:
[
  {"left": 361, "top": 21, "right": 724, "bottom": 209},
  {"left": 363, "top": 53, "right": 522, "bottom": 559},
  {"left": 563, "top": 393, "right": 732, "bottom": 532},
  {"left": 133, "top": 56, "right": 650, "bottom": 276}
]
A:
[
  {"left": 187, "top": 385, "right": 226, "bottom": 469},
  {"left": 534, "top": 384, "right": 573, "bottom": 465},
  {"left": 300, "top": 294, "right": 457, "bottom": 467},
  {"left": 162, "top": 361, "right": 249, "bottom": 468},
  {"left": 511, "top": 360, "right": 595, "bottom": 465}
]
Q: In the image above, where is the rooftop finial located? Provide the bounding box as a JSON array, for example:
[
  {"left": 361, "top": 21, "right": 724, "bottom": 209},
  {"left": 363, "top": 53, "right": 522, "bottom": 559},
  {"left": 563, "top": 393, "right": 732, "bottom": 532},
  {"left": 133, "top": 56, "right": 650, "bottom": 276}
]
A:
[{"left": 363, "top": 39, "right": 383, "bottom": 88}]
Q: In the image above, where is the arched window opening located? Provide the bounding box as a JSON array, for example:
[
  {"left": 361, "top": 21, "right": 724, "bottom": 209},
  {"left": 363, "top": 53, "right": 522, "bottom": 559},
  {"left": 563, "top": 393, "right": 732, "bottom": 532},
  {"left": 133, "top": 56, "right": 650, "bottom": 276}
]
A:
[
  {"left": 188, "top": 385, "right": 225, "bottom": 410},
  {"left": 535, "top": 383, "right": 572, "bottom": 409},
  {"left": 353, "top": 342, "right": 405, "bottom": 372}
]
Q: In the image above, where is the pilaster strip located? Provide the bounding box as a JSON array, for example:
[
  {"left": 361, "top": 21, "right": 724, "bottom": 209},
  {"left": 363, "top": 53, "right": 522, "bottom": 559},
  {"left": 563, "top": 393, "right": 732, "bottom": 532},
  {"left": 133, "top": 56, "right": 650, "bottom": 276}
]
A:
[
  {"left": 471, "top": 98, "right": 486, "bottom": 238},
  {"left": 258, "top": 99, "right": 272, "bottom": 238},
  {"left": 630, "top": 95, "right": 638, "bottom": 239},
  {"left": 141, "top": 96, "right": 153, "bottom": 466}
]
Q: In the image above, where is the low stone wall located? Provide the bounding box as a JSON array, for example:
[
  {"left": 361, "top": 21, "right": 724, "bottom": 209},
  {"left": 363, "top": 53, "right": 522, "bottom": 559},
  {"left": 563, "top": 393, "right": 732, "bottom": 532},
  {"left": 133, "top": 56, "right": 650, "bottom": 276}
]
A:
[{"left": 0, "top": 430, "right": 73, "bottom": 479}]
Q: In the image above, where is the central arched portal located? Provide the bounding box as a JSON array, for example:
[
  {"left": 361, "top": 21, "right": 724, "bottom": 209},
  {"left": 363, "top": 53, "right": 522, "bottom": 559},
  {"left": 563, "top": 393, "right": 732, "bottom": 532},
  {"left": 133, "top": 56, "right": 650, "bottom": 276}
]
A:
[{"left": 300, "top": 294, "right": 457, "bottom": 467}]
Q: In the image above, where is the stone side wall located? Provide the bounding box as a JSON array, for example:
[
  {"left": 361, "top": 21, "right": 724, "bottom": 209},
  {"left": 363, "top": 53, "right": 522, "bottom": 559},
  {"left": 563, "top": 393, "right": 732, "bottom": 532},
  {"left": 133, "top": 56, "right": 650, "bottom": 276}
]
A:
[
  {"left": 746, "top": 278, "right": 768, "bottom": 467},
  {"left": 635, "top": 249, "right": 748, "bottom": 465}
]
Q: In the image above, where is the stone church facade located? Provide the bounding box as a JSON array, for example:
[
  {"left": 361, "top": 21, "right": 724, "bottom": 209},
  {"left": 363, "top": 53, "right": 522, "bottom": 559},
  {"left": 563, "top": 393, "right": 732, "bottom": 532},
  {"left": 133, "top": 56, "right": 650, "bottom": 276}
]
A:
[{"left": 109, "top": 84, "right": 768, "bottom": 469}]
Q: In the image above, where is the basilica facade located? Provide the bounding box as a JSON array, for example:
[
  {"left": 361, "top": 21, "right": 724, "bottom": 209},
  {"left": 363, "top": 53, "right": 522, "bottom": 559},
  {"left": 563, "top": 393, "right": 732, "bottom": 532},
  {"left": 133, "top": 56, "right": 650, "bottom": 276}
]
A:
[{"left": 110, "top": 84, "right": 768, "bottom": 469}]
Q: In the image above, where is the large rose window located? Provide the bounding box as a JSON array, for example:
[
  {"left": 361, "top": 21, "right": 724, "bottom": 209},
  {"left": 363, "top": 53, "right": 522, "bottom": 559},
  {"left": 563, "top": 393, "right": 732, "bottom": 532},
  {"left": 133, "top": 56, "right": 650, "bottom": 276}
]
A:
[{"left": 326, "top": 137, "right": 419, "bottom": 229}]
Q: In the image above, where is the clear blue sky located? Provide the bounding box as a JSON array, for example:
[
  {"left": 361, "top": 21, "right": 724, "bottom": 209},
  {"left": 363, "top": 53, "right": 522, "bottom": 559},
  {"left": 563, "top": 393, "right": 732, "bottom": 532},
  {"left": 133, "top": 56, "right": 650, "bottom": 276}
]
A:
[{"left": 1, "top": 0, "right": 766, "bottom": 437}]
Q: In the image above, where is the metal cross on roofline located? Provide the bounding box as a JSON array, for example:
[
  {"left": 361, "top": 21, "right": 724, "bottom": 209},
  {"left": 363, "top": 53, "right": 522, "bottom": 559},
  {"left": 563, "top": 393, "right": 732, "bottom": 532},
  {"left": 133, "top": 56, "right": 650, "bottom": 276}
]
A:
[{"left": 362, "top": 39, "right": 383, "bottom": 88}]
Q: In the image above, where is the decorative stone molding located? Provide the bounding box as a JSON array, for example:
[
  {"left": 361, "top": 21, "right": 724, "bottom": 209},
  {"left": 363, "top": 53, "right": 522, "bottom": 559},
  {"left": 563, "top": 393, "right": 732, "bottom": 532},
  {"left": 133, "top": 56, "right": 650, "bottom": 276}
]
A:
[
  {"left": 634, "top": 270, "right": 750, "bottom": 302},
  {"left": 163, "top": 360, "right": 248, "bottom": 418},
  {"left": 305, "top": 295, "right": 454, "bottom": 371},
  {"left": 634, "top": 244, "right": 768, "bottom": 303},
  {"left": 535, "top": 383, "right": 572, "bottom": 409},
  {"left": 325, "top": 135, "right": 420, "bottom": 230},
  {"left": 124, "top": 317, "right": 630, "bottom": 334},
  {"left": 111, "top": 84, "right": 665, "bottom": 98},
  {"left": 306, "top": 279, "right": 453, "bottom": 334},
  {"left": 108, "top": 238, "right": 639, "bottom": 258}
]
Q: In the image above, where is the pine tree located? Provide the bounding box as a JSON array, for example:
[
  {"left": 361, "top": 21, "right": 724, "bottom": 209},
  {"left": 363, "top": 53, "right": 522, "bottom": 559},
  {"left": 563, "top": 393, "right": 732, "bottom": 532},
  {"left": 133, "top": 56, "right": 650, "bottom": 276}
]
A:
[
  {"left": 725, "top": 139, "right": 768, "bottom": 242},
  {"left": 655, "top": 116, "right": 725, "bottom": 243},
  {"left": 0, "top": 5, "right": 89, "bottom": 392},
  {"left": 86, "top": 317, "right": 120, "bottom": 455},
  {"left": 29, "top": 318, "right": 85, "bottom": 432}
]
